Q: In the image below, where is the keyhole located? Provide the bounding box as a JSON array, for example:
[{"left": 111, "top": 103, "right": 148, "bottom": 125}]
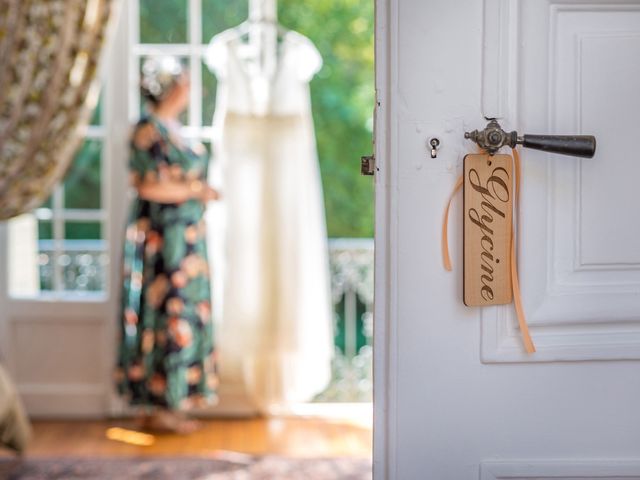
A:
[{"left": 429, "top": 138, "right": 440, "bottom": 158}]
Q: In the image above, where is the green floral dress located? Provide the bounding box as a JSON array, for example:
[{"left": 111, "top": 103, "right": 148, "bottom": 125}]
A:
[{"left": 115, "top": 116, "right": 217, "bottom": 410}]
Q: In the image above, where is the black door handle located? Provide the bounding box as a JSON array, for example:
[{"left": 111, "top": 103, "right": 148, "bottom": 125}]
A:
[
  {"left": 464, "top": 119, "right": 597, "bottom": 158},
  {"left": 521, "top": 134, "right": 596, "bottom": 158}
]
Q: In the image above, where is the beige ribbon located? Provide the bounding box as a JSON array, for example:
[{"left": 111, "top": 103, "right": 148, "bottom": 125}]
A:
[{"left": 441, "top": 148, "right": 536, "bottom": 353}]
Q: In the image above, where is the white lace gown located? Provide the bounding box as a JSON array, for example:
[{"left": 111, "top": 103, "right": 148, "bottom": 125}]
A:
[{"left": 205, "top": 30, "right": 333, "bottom": 411}]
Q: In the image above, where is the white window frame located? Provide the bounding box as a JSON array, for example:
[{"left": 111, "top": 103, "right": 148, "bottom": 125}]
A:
[
  {"left": 28, "top": 120, "right": 109, "bottom": 299},
  {"left": 5, "top": 85, "right": 112, "bottom": 301}
]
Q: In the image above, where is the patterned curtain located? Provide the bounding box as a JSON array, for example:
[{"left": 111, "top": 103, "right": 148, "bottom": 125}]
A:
[{"left": 0, "top": 0, "right": 119, "bottom": 220}]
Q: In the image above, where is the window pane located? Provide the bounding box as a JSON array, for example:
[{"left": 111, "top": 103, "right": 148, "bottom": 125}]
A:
[
  {"left": 37, "top": 218, "right": 53, "bottom": 292},
  {"left": 60, "top": 223, "right": 106, "bottom": 292},
  {"left": 38, "top": 250, "right": 54, "bottom": 292},
  {"left": 202, "top": 0, "right": 247, "bottom": 42},
  {"left": 90, "top": 93, "right": 103, "bottom": 126},
  {"left": 38, "top": 221, "right": 53, "bottom": 240},
  {"left": 139, "top": 0, "right": 187, "bottom": 44},
  {"left": 64, "top": 140, "right": 102, "bottom": 210},
  {"left": 202, "top": 141, "right": 212, "bottom": 157},
  {"left": 202, "top": 61, "right": 217, "bottom": 125},
  {"left": 65, "top": 221, "right": 102, "bottom": 240}
]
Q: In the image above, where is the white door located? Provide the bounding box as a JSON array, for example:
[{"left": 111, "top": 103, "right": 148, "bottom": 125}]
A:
[{"left": 374, "top": 0, "right": 640, "bottom": 478}]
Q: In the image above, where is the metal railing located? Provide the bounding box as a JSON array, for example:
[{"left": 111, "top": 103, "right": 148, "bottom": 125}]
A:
[
  {"left": 316, "top": 238, "right": 374, "bottom": 402},
  {"left": 36, "top": 240, "right": 108, "bottom": 292}
]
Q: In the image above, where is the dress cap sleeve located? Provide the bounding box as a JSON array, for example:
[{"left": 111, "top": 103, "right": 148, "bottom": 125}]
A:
[
  {"left": 288, "top": 32, "right": 323, "bottom": 82},
  {"left": 205, "top": 33, "right": 230, "bottom": 79}
]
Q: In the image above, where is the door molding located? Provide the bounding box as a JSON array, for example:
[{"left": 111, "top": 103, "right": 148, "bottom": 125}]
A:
[
  {"left": 481, "top": 460, "right": 640, "bottom": 479},
  {"left": 480, "top": 0, "right": 640, "bottom": 363}
]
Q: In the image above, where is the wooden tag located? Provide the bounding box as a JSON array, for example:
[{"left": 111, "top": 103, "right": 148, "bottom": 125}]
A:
[{"left": 463, "top": 154, "right": 513, "bottom": 306}]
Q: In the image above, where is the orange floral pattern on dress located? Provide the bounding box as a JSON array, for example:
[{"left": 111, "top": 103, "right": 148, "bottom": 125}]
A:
[{"left": 116, "top": 117, "right": 217, "bottom": 410}]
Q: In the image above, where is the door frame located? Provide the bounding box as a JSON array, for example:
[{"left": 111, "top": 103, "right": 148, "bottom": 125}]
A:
[{"left": 373, "top": 0, "right": 396, "bottom": 478}]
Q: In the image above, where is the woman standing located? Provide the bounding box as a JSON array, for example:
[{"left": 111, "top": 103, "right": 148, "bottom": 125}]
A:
[{"left": 115, "top": 57, "right": 219, "bottom": 433}]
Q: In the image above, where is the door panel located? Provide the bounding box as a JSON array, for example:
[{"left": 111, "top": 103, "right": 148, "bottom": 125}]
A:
[
  {"left": 481, "top": 460, "right": 640, "bottom": 480},
  {"left": 4, "top": 310, "right": 108, "bottom": 417},
  {"left": 482, "top": 1, "right": 640, "bottom": 362}
]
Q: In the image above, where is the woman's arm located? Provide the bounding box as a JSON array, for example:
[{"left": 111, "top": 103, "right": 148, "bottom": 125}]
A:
[
  {"left": 136, "top": 178, "right": 219, "bottom": 204},
  {"left": 129, "top": 122, "right": 219, "bottom": 204}
]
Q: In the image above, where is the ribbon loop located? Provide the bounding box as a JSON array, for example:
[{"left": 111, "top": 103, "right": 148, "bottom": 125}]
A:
[{"left": 441, "top": 148, "right": 535, "bottom": 353}]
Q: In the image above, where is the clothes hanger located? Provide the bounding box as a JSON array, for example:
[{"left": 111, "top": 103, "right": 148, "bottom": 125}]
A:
[
  {"left": 223, "top": 20, "right": 288, "bottom": 43},
  {"left": 206, "top": 0, "right": 318, "bottom": 81}
]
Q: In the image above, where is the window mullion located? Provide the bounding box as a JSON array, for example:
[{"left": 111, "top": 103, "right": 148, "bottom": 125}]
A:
[
  {"left": 131, "top": 44, "right": 200, "bottom": 56},
  {"left": 188, "top": 0, "right": 202, "bottom": 128},
  {"left": 85, "top": 126, "right": 106, "bottom": 139},
  {"left": 128, "top": 0, "right": 141, "bottom": 123},
  {"left": 52, "top": 185, "right": 65, "bottom": 292},
  {"left": 98, "top": 65, "right": 108, "bottom": 289},
  {"left": 59, "top": 210, "right": 108, "bottom": 222}
]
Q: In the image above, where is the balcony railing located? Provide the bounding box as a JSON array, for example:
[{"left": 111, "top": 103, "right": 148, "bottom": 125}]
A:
[
  {"left": 36, "top": 240, "right": 109, "bottom": 293},
  {"left": 316, "top": 238, "right": 374, "bottom": 402},
  {"left": 34, "top": 238, "right": 374, "bottom": 402}
]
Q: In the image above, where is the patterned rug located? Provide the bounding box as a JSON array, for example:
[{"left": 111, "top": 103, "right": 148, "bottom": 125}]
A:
[{"left": 0, "top": 454, "right": 372, "bottom": 479}]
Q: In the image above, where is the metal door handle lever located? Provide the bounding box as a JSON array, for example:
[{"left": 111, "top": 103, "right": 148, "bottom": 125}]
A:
[{"left": 464, "top": 119, "right": 596, "bottom": 158}]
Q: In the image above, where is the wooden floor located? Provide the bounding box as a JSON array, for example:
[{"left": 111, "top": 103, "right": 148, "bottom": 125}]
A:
[{"left": 11, "top": 416, "right": 372, "bottom": 459}]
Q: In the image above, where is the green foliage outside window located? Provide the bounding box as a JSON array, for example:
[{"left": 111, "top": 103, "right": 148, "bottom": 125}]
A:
[
  {"left": 140, "top": 0, "right": 188, "bottom": 43},
  {"left": 40, "top": 138, "right": 102, "bottom": 241},
  {"left": 173, "top": 0, "right": 374, "bottom": 237},
  {"left": 64, "top": 140, "right": 102, "bottom": 211},
  {"left": 276, "top": 0, "right": 375, "bottom": 238}
]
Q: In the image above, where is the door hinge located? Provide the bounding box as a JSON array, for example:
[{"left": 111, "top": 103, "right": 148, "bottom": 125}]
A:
[{"left": 361, "top": 155, "right": 375, "bottom": 176}]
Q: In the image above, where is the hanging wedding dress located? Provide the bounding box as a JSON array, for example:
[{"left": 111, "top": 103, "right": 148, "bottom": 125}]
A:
[{"left": 205, "top": 28, "right": 333, "bottom": 411}]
